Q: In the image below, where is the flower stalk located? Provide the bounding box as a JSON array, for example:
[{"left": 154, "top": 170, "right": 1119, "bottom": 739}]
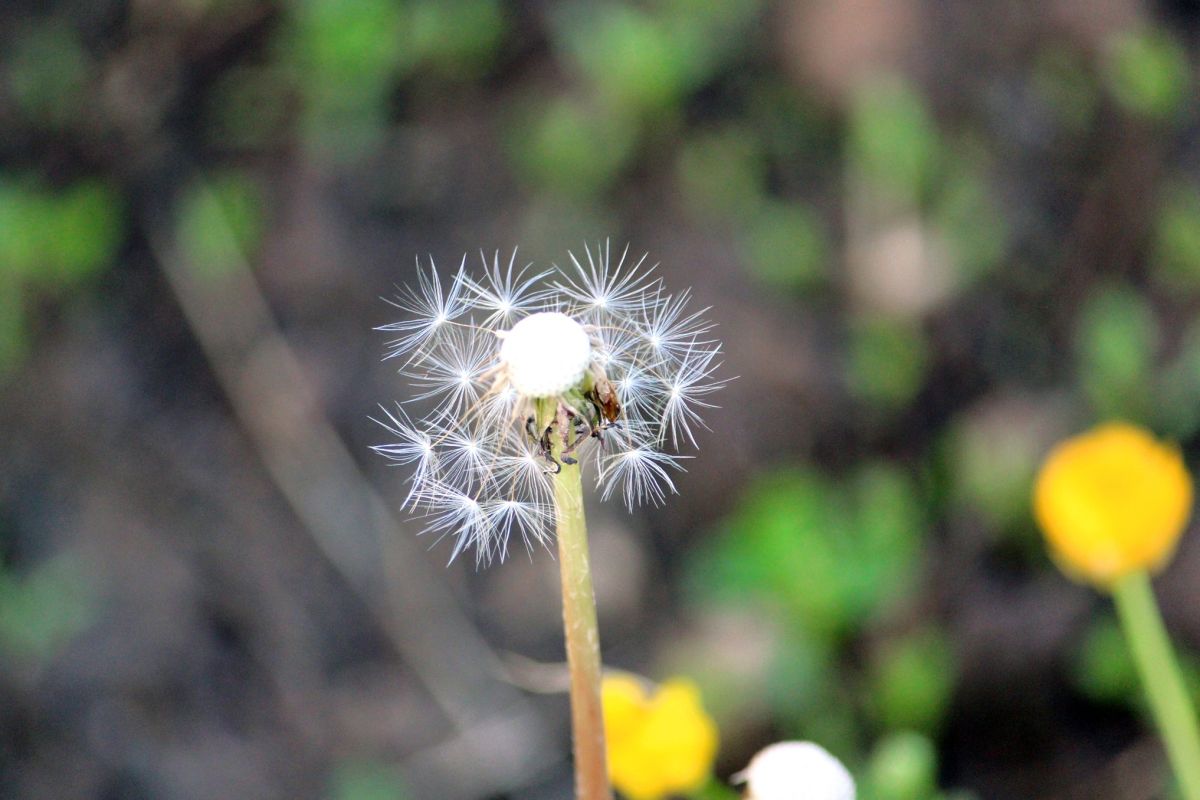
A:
[
  {"left": 1112, "top": 570, "right": 1200, "bottom": 800},
  {"left": 544, "top": 398, "right": 613, "bottom": 800}
]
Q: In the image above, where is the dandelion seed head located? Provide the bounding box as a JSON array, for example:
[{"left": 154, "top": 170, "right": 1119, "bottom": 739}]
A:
[
  {"left": 499, "top": 311, "right": 592, "bottom": 397},
  {"left": 736, "top": 741, "right": 855, "bottom": 800},
  {"left": 373, "top": 242, "right": 726, "bottom": 564}
]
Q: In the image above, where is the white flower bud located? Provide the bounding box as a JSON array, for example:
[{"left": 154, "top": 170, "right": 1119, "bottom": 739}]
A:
[
  {"left": 500, "top": 311, "right": 592, "bottom": 397},
  {"left": 735, "top": 741, "right": 856, "bottom": 800}
]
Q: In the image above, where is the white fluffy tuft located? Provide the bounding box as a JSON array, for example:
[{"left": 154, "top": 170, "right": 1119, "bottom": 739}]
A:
[
  {"left": 499, "top": 312, "right": 592, "bottom": 397},
  {"left": 736, "top": 742, "right": 856, "bottom": 800}
]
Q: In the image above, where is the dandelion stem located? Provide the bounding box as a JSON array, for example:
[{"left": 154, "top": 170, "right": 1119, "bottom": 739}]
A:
[
  {"left": 546, "top": 401, "right": 613, "bottom": 800},
  {"left": 1113, "top": 570, "right": 1200, "bottom": 800}
]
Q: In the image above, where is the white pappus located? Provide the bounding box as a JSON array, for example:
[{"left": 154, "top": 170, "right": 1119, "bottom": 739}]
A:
[{"left": 372, "top": 241, "right": 727, "bottom": 564}]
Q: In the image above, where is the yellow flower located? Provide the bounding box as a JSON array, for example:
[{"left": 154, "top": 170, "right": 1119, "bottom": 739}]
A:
[
  {"left": 602, "top": 674, "right": 719, "bottom": 800},
  {"left": 1034, "top": 422, "right": 1193, "bottom": 587}
]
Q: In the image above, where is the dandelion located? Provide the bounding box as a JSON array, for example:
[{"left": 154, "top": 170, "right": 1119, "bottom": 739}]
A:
[
  {"left": 373, "top": 242, "right": 725, "bottom": 563},
  {"left": 733, "top": 741, "right": 856, "bottom": 800},
  {"left": 373, "top": 242, "right": 726, "bottom": 800},
  {"left": 1033, "top": 422, "right": 1200, "bottom": 799},
  {"left": 1034, "top": 422, "right": 1192, "bottom": 586},
  {"left": 601, "top": 673, "right": 719, "bottom": 800}
]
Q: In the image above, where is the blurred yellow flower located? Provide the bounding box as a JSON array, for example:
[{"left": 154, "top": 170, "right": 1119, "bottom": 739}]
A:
[
  {"left": 1034, "top": 422, "right": 1193, "bottom": 587},
  {"left": 602, "top": 674, "right": 718, "bottom": 800}
]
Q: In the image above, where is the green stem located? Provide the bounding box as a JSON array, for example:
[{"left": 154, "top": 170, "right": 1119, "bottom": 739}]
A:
[
  {"left": 1113, "top": 571, "right": 1200, "bottom": 800},
  {"left": 544, "top": 400, "right": 613, "bottom": 800}
]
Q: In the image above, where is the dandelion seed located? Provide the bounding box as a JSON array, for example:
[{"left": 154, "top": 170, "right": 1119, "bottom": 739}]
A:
[
  {"left": 377, "top": 255, "right": 469, "bottom": 362},
  {"left": 461, "top": 248, "right": 553, "bottom": 328},
  {"left": 373, "top": 242, "right": 726, "bottom": 563},
  {"left": 402, "top": 323, "right": 493, "bottom": 416},
  {"left": 368, "top": 404, "right": 436, "bottom": 508},
  {"left": 659, "top": 344, "right": 728, "bottom": 448},
  {"left": 555, "top": 240, "right": 660, "bottom": 319},
  {"left": 598, "top": 444, "right": 686, "bottom": 511}
]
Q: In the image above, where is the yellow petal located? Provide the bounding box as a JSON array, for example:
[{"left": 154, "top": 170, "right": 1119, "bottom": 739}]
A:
[{"left": 1034, "top": 422, "right": 1193, "bottom": 587}]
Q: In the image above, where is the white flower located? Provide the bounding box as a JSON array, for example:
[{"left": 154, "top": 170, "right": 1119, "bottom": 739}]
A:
[
  {"left": 733, "top": 741, "right": 856, "bottom": 800},
  {"left": 372, "top": 242, "right": 727, "bottom": 564}
]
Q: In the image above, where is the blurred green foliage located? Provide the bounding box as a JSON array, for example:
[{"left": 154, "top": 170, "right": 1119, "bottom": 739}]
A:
[
  {"left": 557, "top": 5, "right": 694, "bottom": 117},
  {"left": 1073, "top": 614, "right": 1140, "bottom": 705},
  {"left": 554, "top": 0, "right": 759, "bottom": 118},
  {"left": 1075, "top": 285, "right": 1157, "bottom": 423},
  {"left": 0, "top": 176, "right": 124, "bottom": 372},
  {"left": 0, "top": 177, "right": 124, "bottom": 284},
  {"left": 1073, "top": 614, "right": 1200, "bottom": 712},
  {"left": 1105, "top": 27, "right": 1190, "bottom": 121},
  {"left": 506, "top": 97, "right": 639, "bottom": 200},
  {"left": 1158, "top": 320, "right": 1200, "bottom": 439},
  {"left": 205, "top": 66, "right": 292, "bottom": 151},
  {"left": 675, "top": 126, "right": 767, "bottom": 221},
  {"left": 943, "top": 407, "right": 1042, "bottom": 534},
  {"left": 862, "top": 732, "right": 939, "bottom": 800},
  {"left": 283, "top": 0, "right": 405, "bottom": 154},
  {"left": 848, "top": 82, "right": 940, "bottom": 199},
  {"left": 175, "top": 173, "right": 266, "bottom": 279},
  {"left": 5, "top": 19, "right": 89, "bottom": 131},
  {"left": 0, "top": 554, "right": 95, "bottom": 669},
  {"left": 933, "top": 149, "right": 1007, "bottom": 283},
  {"left": 282, "top": 0, "right": 504, "bottom": 157},
  {"left": 741, "top": 202, "right": 828, "bottom": 291},
  {"left": 327, "top": 760, "right": 410, "bottom": 800},
  {"left": 690, "top": 464, "right": 923, "bottom": 639},
  {"left": 1154, "top": 183, "right": 1200, "bottom": 287},
  {"left": 691, "top": 777, "right": 741, "bottom": 800},
  {"left": 869, "top": 629, "right": 956, "bottom": 737},
  {"left": 847, "top": 318, "right": 929, "bottom": 412},
  {"left": 686, "top": 462, "right": 959, "bottom": 779}
]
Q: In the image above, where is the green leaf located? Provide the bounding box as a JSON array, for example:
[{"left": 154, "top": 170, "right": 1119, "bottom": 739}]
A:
[
  {"left": 1157, "top": 318, "right": 1200, "bottom": 439},
  {"left": 282, "top": 0, "right": 404, "bottom": 156},
  {"left": 1073, "top": 614, "right": 1139, "bottom": 705},
  {"left": 848, "top": 81, "right": 940, "bottom": 197},
  {"left": 864, "top": 732, "right": 939, "bottom": 800},
  {"left": 1075, "top": 285, "right": 1157, "bottom": 423},
  {"left": 176, "top": 173, "right": 265, "bottom": 280},
  {"left": 406, "top": 0, "right": 505, "bottom": 79},
  {"left": 847, "top": 317, "right": 929, "bottom": 411},
  {"left": 0, "top": 177, "right": 123, "bottom": 286},
  {"left": 506, "top": 96, "right": 638, "bottom": 200},
  {"left": 0, "top": 178, "right": 47, "bottom": 277},
  {"left": 943, "top": 402, "right": 1043, "bottom": 531},
  {"left": 689, "top": 776, "right": 741, "bottom": 800},
  {"left": 1154, "top": 182, "right": 1200, "bottom": 288},
  {"left": 556, "top": 5, "right": 691, "bottom": 114},
  {"left": 687, "top": 463, "right": 923, "bottom": 640},
  {"left": 327, "top": 760, "right": 409, "bottom": 800},
  {"left": 676, "top": 126, "right": 766, "bottom": 221},
  {"left": 0, "top": 276, "right": 27, "bottom": 374},
  {"left": 741, "top": 202, "right": 827, "bottom": 291},
  {"left": 6, "top": 20, "right": 89, "bottom": 130},
  {"left": 869, "top": 628, "right": 957, "bottom": 736},
  {"left": 933, "top": 151, "right": 1006, "bottom": 282},
  {"left": 43, "top": 180, "right": 125, "bottom": 283},
  {"left": 0, "top": 554, "right": 96, "bottom": 667},
  {"left": 1105, "top": 27, "right": 1189, "bottom": 122}
]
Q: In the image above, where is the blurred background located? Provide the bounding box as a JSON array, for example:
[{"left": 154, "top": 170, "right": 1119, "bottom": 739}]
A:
[{"left": 4, "top": 0, "right": 1200, "bottom": 798}]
